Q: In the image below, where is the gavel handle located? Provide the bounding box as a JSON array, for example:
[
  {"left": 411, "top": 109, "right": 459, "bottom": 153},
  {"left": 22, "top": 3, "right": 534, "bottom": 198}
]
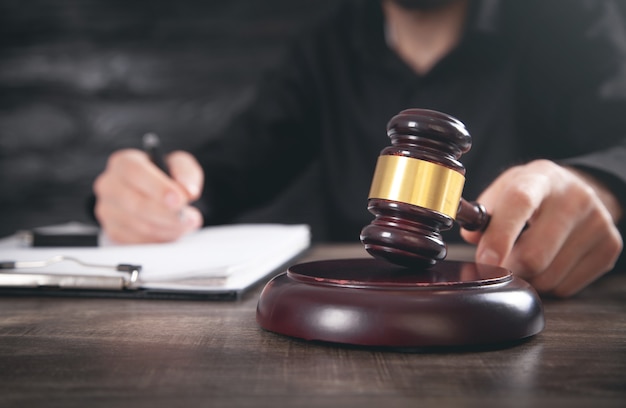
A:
[{"left": 456, "top": 198, "right": 490, "bottom": 231}]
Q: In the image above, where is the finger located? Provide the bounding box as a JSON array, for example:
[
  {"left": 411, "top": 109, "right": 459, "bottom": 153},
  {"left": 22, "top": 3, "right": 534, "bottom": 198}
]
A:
[
  {"left": 167, "top": 151, "right": 204, "bottom": 201},
  {"left": 500, "top": 163, "right": 618, "bottom": 285},
  {"left": 98, "top": 179, "right": 203, "bottom": 239},
  {"left": 101, "top": 218, "right": 176, "bottom": 245},
  {"left": 94, "top": 150, "right": 200, "bottom": 243},
  {"left": 108, "top": 149, "right": 189, "bottom": 211},
  {"left": 95, "top": 194, "right": 183, "bottom": 243},
  {"left": 502, "top": 185, "right": 581, "bottom": 280},
  {"left": 95, "top": 161, "right": 183, "bottom": 225},
  {"left": 510, "top": 213, "right": 589, "bottom": 288},
  {"left": 99, "top": 202, "right": 202, "bottom": 244},
  {"left": 548, "top": 232, "right": 621, "bottom": 298},
  {"left": 181, "top": 205, "right": 204, "bottom": 233},
  {"left": 474, "top": 171, "right": 550, "bottom": 266},
  {"left": 526, "top": 210, "right": 622, "bottom": 296},
  {"left": 536, "top": 229, "right": 621, "bottom": 298}
]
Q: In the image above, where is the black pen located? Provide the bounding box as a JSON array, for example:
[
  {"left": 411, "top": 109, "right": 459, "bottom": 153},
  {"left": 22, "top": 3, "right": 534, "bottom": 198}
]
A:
[
  {"left": 142, "top": 132, "right": 170, "bottom": 176},
  {"left": 143, "top": 132, "right": 189, "bottom": 219}
]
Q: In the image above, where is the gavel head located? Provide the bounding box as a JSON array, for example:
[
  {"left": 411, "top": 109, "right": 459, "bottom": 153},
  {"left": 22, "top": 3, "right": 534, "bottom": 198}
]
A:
[{"left": 360, "top": 108, "right": 487, "bottom": 268}]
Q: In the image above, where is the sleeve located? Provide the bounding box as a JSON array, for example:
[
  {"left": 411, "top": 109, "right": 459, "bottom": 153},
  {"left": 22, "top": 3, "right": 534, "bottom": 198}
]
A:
[
  {"left": 520, "top": 0, "right": 626, "bottom": 222},
  {"left": 557, "top": 1, "right": 626, "bottom": 222}
]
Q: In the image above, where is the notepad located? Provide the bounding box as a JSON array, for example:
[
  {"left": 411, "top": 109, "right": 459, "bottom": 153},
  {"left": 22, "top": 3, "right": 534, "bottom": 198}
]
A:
[{"left": 0, "top": 223, "right": 310, "bottom": 299}]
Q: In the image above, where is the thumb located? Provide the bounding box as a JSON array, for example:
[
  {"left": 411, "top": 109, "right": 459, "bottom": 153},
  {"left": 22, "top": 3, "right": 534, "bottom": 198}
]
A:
[{"left": 166, "top": 150, "right": 204, "bottom": 201}]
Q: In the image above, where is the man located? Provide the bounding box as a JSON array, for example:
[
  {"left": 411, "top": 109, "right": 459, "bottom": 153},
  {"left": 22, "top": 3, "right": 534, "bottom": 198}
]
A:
[{"left": 93, "top": 0, "right": 626, "bottom": 297}]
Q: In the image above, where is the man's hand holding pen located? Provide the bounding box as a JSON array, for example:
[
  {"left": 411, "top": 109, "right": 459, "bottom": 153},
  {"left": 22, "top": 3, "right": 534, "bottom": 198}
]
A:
[{"left": 93, "top": 135, "right": 204, "bottom": 244}]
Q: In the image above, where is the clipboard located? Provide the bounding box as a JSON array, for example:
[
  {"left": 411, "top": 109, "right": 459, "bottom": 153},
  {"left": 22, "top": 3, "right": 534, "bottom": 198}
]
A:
[{"left": 0, "top": 223, "right": 310, "bottom": 300}]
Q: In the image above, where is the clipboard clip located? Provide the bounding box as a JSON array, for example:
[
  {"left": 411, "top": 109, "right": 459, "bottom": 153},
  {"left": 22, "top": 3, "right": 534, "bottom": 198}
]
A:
[{"left": 0, "top": 256, "right": 142, "bottom": 290}]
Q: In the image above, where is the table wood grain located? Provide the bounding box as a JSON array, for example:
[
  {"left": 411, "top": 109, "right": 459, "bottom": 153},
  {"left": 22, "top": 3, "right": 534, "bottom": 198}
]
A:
[{"left": 0, "top": 244, "right": 624, "bottom": 408}]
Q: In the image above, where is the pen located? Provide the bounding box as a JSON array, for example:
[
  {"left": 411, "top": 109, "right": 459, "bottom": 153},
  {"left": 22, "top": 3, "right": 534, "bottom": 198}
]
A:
[
  {"left": 142, "top": 132, "right": 170, "bottom": 176},
  {"left": 143, "top": 132, "right": 189, "bottom": 219}
]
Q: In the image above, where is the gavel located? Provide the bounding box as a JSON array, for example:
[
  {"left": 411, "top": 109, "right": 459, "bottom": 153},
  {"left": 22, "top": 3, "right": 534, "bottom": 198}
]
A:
[{"left": 360, "top": 108, "right": 490, "bottom": 268}]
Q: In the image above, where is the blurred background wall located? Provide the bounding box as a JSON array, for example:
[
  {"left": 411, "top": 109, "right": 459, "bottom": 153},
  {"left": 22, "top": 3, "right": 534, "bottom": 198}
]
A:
[{"left": 0, "top": 0, "right": 336, "bottom": 238}]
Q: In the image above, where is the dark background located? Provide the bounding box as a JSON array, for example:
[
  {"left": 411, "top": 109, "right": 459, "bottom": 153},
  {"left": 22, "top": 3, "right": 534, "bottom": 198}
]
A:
[
  {"left": 3, "top": 1, "right": 626, "bottom": 240},
  {"left": 0, "top": 0, "right": 336, "bottom": 238}
]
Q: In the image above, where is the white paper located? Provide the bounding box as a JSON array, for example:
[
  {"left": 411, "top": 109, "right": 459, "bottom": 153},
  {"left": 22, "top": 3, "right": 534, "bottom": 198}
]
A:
[{"left": 0, "top": 224, "right": 310, "bottom": 293}]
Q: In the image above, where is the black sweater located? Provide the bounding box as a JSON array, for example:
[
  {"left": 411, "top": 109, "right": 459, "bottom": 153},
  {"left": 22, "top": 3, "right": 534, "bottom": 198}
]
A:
[{"left": 196, "top": 0, "right": 626, "bottom": 242}]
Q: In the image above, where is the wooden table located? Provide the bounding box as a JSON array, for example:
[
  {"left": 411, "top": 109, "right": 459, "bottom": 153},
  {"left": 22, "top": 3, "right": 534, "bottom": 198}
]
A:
[{"left": 0, "top": 244, "right": 624, "bottom": 408}]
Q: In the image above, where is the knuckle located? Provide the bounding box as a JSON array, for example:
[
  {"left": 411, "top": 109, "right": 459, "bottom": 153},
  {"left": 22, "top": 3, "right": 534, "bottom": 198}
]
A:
[
  {"left": 108, "top": 149, "right": 143, "bottom": 173},
  {"left": 608, "top": 225, "right": 623, "bottom": 249},
  {"left": 601, "top": 231, "right": 623, "bottom": 271},
  {"left": 527, "top": 159, "right": 554, "bottom": 171},
  {"left": 505, "top": 186, "right": 536, "bottom": 210},
  {"left": 93, "top": 200, "right": 107, "bottom": 223},
  {"left": 108, "top": 148, "right": 133, "bottom": 164},
  {"left": 92, "top": 173, "right": 106, "bottom": 196},
  {"left": 92, "top": 172, "right": 115, "bottom": 197},
  {"left": 563, "top": 183, "right": 596, "bottom": 215},
  {"left": 107, "top": 150, "right": 127, "bottom": 169}
]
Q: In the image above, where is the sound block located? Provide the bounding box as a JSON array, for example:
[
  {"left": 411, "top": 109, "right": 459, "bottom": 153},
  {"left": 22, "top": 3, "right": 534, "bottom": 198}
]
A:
[{"left": 256, "top": 258, "right": 544, "bottom": 348}]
